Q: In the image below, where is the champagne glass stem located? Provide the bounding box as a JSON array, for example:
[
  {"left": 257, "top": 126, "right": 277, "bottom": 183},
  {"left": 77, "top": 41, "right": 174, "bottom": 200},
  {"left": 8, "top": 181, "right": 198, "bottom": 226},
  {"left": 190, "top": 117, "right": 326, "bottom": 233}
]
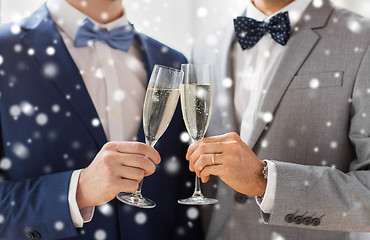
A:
[
  {"left": 192, "top": 175, "right": 204, "bottom": 197},
  {"left": 131, "top": 139, "right": 157, "bottom": 197}
]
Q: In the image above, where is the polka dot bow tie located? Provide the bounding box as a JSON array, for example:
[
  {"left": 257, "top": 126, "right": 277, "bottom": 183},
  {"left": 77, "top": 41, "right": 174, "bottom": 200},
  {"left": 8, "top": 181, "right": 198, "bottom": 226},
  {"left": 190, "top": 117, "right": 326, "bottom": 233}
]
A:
[
  {"left": 234, "top": 11, "right": 291, "bottom": 50},
  {"left": 75, "top": 18, "right": 135, "bottom": 52}
]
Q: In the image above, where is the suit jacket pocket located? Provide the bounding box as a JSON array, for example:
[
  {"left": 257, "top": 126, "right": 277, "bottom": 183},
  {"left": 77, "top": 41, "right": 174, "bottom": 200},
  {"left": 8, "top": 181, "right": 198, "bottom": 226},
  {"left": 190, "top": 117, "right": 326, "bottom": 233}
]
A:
[{"left": 289, "top": 71, "right": 343, "bottom": 89}]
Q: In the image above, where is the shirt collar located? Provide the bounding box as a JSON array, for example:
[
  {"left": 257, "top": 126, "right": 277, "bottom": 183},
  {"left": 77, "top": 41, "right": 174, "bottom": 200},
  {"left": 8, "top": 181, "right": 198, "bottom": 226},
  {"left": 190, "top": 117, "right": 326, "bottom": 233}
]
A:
[
  {"left": 46, "top": 0, "right": 130, "bottom": 41},
  {"left": 245, "top": 0, "right": 312, "bottom": 28}
]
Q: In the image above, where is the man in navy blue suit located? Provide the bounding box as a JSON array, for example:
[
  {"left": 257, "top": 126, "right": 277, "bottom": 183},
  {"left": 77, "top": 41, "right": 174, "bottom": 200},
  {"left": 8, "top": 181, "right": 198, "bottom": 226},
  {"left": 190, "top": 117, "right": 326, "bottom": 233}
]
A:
[{"left": 0, "top": 0, "right": 203, "bottom": 239}]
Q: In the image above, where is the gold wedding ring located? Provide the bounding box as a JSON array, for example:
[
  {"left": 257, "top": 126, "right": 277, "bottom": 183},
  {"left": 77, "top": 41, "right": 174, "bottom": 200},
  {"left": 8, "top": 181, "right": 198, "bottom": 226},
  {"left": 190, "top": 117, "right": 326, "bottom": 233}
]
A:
[{"left": 211, "top": 153, "right": 216, "bottom": 166}]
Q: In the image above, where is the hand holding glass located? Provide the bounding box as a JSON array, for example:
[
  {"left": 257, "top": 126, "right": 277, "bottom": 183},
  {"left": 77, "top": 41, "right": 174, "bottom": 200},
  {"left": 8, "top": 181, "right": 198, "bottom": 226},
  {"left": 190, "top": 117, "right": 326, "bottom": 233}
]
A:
[
  {"left": 178, "top": 64, "right": 218, "bottom": 205},
  {"left": 116, "top": 65, "right": 183, "bottom": 208}
]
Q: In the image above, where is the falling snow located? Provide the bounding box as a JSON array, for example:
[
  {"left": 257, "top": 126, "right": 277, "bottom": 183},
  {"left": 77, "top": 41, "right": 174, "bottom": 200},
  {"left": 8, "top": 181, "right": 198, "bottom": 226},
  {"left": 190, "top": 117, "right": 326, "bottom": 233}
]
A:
[
  {"left": 309, "top": 78, "right": 320, "bottom": 89},
  {"left": 134, "top": 212, "right": 147, "bottom": 225},
  {"left": 94, "top": 229, "right": 107, "bottom": 240},
  {"left": 98, "top": 203, "right": 113, "bottom": 217},
  {"left": 43, "top": 63, "right": 58, "bottom": 78},
  {"left": 92, "top": 118, "right": 100, "bottom": 127},
  {"left": 271, "top": 232, "right": 286, "bottom": 240},
  {"left": 186, "top": 207, "right": 199, "bottom": 220},
  {"left": 347, "top": 19, "right": 362, "bottom": 34},
  {"left": 54, "top": 221, "right": 64, "bottom": 231},
  {"left": 36, "top": 113, "right": 48, "bottom": 125},
  {"left": 113, "top": 89, "right": 125, "bottom": 102},
  {"left": 164, "top": 156, "right": 181, "bottom": 175},
  {"left": 12, "top": 142, "right": 29, "bottom": 159},
  {"left": 0, "top": 158, "right": 12, "bottom": 170},
  {"left": 0, "top": 215, "right": 4, "bottom": 224},
  {"left": 46, "top": 46, "right": 56, "bottom": 56}
]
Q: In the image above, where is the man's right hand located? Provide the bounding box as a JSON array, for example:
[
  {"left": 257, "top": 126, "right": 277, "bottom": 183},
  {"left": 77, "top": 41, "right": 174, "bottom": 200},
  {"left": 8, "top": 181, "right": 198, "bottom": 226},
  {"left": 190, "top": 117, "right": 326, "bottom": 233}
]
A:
[{"left": 76, "top": 141, "right": 161, "bottom": 209}]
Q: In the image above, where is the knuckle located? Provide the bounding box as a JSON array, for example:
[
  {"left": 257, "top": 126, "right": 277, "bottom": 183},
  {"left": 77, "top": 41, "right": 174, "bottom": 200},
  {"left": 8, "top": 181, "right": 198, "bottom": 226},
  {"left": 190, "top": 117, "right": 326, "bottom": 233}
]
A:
[{"left": 103, "top": 142, "right": 116, "bottom": 151}]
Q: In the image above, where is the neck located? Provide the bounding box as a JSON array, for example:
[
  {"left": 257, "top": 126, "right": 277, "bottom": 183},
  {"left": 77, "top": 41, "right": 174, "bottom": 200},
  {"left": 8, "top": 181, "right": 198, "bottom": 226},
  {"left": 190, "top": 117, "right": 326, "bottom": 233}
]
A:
[
  {"left": 66, "top": 0, "right": 124, "bottom": 24},
  {"left": 252, "top": 0, "right": 294, "bottom": 15}
]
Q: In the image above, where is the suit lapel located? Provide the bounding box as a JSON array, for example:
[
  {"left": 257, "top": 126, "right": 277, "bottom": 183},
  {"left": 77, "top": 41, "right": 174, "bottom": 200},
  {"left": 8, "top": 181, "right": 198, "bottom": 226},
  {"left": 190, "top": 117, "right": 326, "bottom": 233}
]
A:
[
  {"left": 247, "top": 0, "right": 334, "bottom": 149},
  {"left": 20, "top": 4, "right": 107, "bottom": 148},
  {"left": 132, "top": 33, "right": 157, "bottom": 144}
]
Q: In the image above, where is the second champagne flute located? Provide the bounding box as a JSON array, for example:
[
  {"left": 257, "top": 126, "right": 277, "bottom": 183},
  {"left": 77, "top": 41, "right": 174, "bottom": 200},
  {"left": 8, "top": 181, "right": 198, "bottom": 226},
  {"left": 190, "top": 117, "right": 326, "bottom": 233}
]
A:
[
  {"left": 178, "top": 63, "right": 218, "bottom": 205},
  {"left": 116, "top": 64, "right": 183, "bottom": 208}
]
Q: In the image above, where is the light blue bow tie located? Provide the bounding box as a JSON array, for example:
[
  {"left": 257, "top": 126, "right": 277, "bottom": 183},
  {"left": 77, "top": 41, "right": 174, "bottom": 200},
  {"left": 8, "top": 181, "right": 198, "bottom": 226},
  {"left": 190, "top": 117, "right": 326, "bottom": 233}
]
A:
[{"left": 75, "top": 18, "right": 135, "bottom": 52}]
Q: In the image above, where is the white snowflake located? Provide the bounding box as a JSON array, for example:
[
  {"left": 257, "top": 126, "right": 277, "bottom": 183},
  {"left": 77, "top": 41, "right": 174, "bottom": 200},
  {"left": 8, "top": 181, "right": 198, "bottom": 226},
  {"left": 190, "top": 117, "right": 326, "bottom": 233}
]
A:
[
  {"left": 271, "top": 231, "right": 286, "bottom": 240},
  {"left": 14, "top": 44, "right": 22, "bottom": 53},
  {"left": 134, "top": 212, "right": 147, "bottom": 225},
  {"left": 186, "top": 207, "right": 199, "bottom": 220},
  {"left": 46, "top": 47, "right": 56, "bottom": 56},
  {"left": 0, "top": 158, "right": 12, "bottom": 170},
  {"left": 94, "top": 229, "right": 107, "bottom": 240},
  {"left": 313, "top": 0, "right": 323, "bottom": 8},
  {"left": 98, "top": 203, "right": 113, "bottom": 217},
  {"left": 180, "top": 131, "right": 190, "bottom": 143},
  {"left": 206, "top": 34, "right": 217, "bottom": 46},
  {"left": 95, "top": 68, "right": 104, "bottom": 79},
  {"left": 197, "top": 7, "right": 208, "bottom": 18},
  {"left": 347, "top": 19, "right": 362, "bottom": 34},
  {"left": 164, "top": 156, "right": 180, "bottom": 175},
  {"left": 36, "top": 113, "right": 48, "bottom": 126},
  {"left": 21, "top": 102, "right": 34, "bottom": 116},
  {"left": 54, "top": 221, "right": 64, "bottom": 231},
  {"left": 261, "top": 112, "right": 273, "bottom": 123},
  {"left": 11, "top": 24, "right": 21, "bottom": 35},
  {"left": 261, "top": 140, "right": 269, "bottom": 148},
  {"left": 100, "top": 12, "right": 109, "bottom": 21},
  {"left": 113, "top": 89, "right": 125, "bottom": 102},
  {"left": 43, "top": 63, "right": 59, "bottom": 78},
  {"left": 92, "top": 118, "right": 100, "bottom": 127},
  {"left": 309, "top": 78, "right": 320, "bottom": 89},
  {"left": 222, "top": 78, "right": 233, "bottom": 88},
  {"left": 12, "top": 142, "right": 29, "bottom": 159},
  {"left": 0, "top": 215, "right": 4, "bottom": 224},
  {"left": 330, "top": 141, "right": 338, "bottom": 149},
  {"left": 0, "top": 55, "right": 3, "bottom": 65},
  {"left": 9, "top": 105, "right": 21, "bottom": 117},
  {"left": 52, "top": 104, "right": 60, "bottom": 113}
]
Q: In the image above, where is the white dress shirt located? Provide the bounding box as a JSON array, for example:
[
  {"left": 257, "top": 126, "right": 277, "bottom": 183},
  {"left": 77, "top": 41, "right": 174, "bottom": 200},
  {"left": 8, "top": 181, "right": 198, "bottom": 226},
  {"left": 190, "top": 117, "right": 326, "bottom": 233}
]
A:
[
  {"left": 233, "top": 0, "right": 312, "bottom": 213},
  {"left": 47, "top": 0, "right": 147, "bottom": 227}
]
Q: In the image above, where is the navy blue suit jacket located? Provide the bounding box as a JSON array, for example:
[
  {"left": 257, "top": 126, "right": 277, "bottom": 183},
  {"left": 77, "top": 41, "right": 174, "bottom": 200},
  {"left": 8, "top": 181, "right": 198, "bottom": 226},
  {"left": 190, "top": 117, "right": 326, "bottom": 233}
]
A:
[{"left": 0, "top": 4, "right": 203, "bottom": 240}]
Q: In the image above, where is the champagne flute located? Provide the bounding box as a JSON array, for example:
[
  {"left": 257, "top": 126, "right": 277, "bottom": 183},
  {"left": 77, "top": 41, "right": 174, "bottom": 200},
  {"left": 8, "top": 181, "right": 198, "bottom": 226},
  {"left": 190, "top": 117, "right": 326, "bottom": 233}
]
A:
[
  {"left": 178, "top": 63, "right": 218, "bottom": 205},
  {"left": 116, "top": 64, "right": 183, "bottom": 208}
]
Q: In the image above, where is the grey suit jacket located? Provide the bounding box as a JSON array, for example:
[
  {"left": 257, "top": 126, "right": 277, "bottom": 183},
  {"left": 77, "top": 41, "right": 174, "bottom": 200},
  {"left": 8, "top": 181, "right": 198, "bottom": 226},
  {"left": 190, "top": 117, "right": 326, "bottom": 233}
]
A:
[{"left": 193, "top": 1, "right": 370, "bottom": 239}]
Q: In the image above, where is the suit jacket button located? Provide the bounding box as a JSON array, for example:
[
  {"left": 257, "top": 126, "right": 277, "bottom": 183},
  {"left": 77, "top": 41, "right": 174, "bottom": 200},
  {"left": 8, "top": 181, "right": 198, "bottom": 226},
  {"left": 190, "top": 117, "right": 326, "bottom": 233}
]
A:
[
  {"left": 26, "top": 232, "right": 34, "bottom": 239},
  {"left": 234, "top": 193, "right": 247, "bottom": 203},
  {"left": 285, "top": 214, "right": 295, "bottom": 223},
  {"left": 32, "top": 231, "right": 41, "bottom": 239},
  {"left": 294, "top": 215, "right": 303, "bottom": 224},
  {"left": 312, "top": 218, "right": 321, "bottom": 226},
  {"left": 303, "top": 217, "right": 312, "bottom": 225}
]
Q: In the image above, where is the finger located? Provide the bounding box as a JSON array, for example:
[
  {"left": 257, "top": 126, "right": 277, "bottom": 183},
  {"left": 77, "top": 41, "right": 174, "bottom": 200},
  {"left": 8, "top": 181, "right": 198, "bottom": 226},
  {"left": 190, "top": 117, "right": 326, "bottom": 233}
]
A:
[
  {"left": 186, "top": 132, "right": 240, "bottom": 159},
  {"left": 116, "top": 178, "right": 140, "bottom": 194},
  {"left": 104, "top": 141, "right": 161, "bottom": 165},
  {"left": 188, "top": 142, "right": 225, "bottom": 171},
  {"left": 193, "top": 153, "right": 220, "bottom": 176},
  {"left": 200, "top": 165, "right": 224, "bottom": 183},
  {"left": 119, "top": 154, "right": 156, "bottom": 176},
  {"left": 115, "top": 165, "right": 145, "bottom": 182}
]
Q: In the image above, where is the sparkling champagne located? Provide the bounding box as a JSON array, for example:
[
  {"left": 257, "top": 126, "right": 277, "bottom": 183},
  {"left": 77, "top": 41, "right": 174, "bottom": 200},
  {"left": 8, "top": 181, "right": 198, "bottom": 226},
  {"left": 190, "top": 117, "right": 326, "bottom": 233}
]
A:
[
  {"left": 180, "top": 84, "right": 213, "bottom": 141},
  {"left": 143, "top": 88, "right": 180, "bottom": 145}
]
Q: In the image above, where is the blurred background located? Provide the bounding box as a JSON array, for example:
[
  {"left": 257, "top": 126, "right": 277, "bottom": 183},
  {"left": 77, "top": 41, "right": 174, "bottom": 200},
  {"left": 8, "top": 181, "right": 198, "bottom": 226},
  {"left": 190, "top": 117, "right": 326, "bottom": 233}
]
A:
[{"left": 1, "top": 0, "right": 369, "bottom": 58}]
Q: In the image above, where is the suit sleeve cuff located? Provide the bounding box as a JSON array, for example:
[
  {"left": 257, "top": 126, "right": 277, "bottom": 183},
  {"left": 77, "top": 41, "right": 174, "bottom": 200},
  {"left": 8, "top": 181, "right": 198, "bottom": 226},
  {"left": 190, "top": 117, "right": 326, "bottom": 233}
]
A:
[
  {"left": 68, "top": 169, "right": 95, "bottom": 228},
  {"left": 256, "top": 160, "right": 277, "bottom": 214}
]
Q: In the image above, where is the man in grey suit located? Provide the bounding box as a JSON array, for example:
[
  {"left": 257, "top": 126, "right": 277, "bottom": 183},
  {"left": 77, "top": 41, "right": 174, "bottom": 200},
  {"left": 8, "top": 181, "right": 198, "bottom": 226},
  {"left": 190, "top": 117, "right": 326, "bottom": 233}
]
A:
[{"left": 188, "top": 0, "right": 370, "bottom": 239}]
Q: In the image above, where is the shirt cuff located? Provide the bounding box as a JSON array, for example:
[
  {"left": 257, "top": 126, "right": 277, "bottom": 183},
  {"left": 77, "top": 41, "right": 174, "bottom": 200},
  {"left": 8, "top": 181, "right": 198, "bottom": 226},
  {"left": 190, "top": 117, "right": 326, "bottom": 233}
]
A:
[
  {"left": 68, "top": 169, "right": 95, "bottom": 228},
  {"left": 256, "top": 160, "right": 277, "bottom": 214}
]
